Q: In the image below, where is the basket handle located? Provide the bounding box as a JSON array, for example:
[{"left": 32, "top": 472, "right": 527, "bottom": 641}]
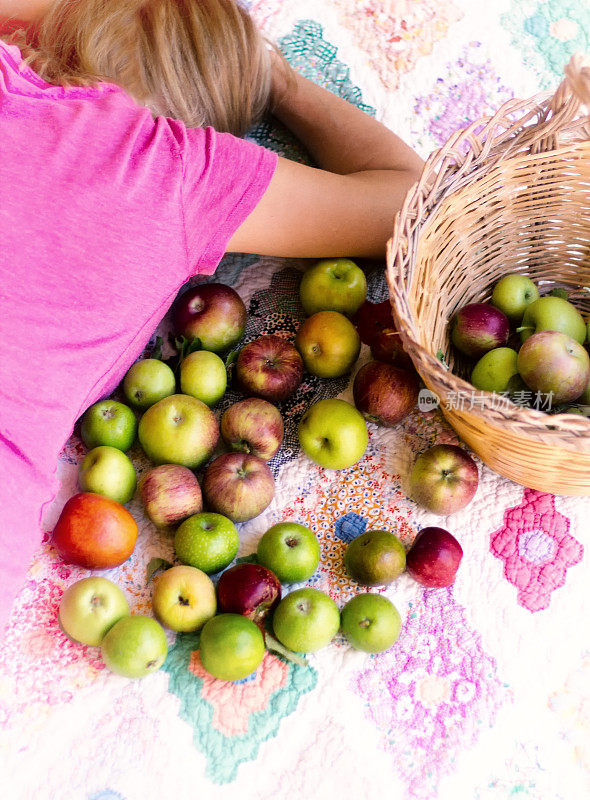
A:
[
  {"left": 526, "top": 53, "right": 590, "bottom": 153},
  {"left": 561, "top": 53, "right": 590, "bottom": 113}
]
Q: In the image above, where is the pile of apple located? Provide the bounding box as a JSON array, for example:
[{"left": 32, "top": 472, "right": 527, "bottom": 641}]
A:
[
  {"left": 53, "top": 259, "right": 477, "bottom": 681},
  {"left": 450, "top": 275, "right": 590, "bottom": 409},
  {"left": 58, "top": 513, "right": 466, "bottom": 680}
]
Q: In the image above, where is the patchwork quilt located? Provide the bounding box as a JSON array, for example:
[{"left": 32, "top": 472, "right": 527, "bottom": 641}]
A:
[{"left": 2, "top": 1, "right": 589, "bottom": 798}]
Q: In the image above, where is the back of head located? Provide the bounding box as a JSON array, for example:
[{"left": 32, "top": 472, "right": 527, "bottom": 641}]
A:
[{"left": 8, "top": 0, "right": 272, "bottom": 135}]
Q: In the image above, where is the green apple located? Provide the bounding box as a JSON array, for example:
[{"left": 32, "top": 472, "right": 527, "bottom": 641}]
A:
[
  {"left": 298, "top": 398, "right": 368, "bottom": 470},
  {"left": 78, "top": 445, "right": 137, "bottom": 504},
  {"left": 340, "top": 593, "right": 401, "bottom": 653},
  {"left": 174, "top": 513, "right": 239, "bottom": 574},
  {"left": 518, "top": 296, "right": 586, "bottom": 344},
  {"left": 295, "top": 310, "right": 361, "bottom": 378},
  {"left": 180, "top": 350, "right": 227, "bottom": 406},
  {"left": 80, "top": 399, "right": 137, "bottom": 451},
  {"left": 58, "top": 577, "right": 130, "bottom": 646},
  {"left": 151, "top": 565, "right": 217, "bottom": 633},
  {"left": 123, "top": 358, "right": 176, "bottom": 409},
  {"left": 256, "top": 522, "right": 320, "bottom": 583},
  {"left": 199, "top": 613, "right": 265, "bottom": 681},
  {"left": 470, "top": 347, "right": 519, "bottom": 393},
  {"left": 100, "top": 615, "right": 168, "bottom": 678},
  {"left": 344, "top": 530, "right": 406, "bottom": 587},
  {"left": 506, "top": 373, "right": 529, "bottom": 397},
  {"left": 491, "top": 274, "right": 539, "bottom": 322},
  {"left": 272, "top": 588, "right": 340, "bottom": 653},
  {"left": 299, "top": 258, "right": 367, "bottom": 317},
  {"left": 587, "top": 320, "right": 590, "bottom": 344},
  {"left": 138, "top": 394, "right": 219, "bottom": 469}
]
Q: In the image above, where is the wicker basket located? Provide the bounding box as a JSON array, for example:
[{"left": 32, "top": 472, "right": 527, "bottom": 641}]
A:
[{"left": 387, "top": 54, "right": 590, "bottom": 496}]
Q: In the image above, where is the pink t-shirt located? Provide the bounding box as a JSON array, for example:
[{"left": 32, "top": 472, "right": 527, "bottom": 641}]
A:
[{"left": 0, "top": 39, "right": 278, "bottom": 630}]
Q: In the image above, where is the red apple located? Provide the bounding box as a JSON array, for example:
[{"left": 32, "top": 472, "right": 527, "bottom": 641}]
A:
[
  {"left": 235, "top": 335, "right": 303, "bottom": 402},
  {"left": 409, "top": 444, "right": 479, "bottom": 515},
  {"left": 139, "top": 464, "right": 202, "bottom": 528},
  {"left": 172, "top": 283, "right": 247, "bottom": 353},
  {"left": 216, "top": 563, "right": 282, "bottom": 627},
  {"left": 406, "top": 527, "right": 463, "bottom": 588},
  {"left": 517, "top": 330, "right": 590, "bottom": 405},
  {"left": 353, "top": 360, "right": 419, "bottom": 426},
  {"left": 451, "top": 303, "right": 510, "bottom": 358},
  {"left": 352, "top": 299, "right": 395, "bottom": 345},
  {"left": 53, "top": 493, "right": 138, "bottom": 569},
  {"left": 370, "top": 329, "right": 414, "bottom": 370},
  {"left": 220, "top": 398, "right": 284, "bottom": 461},
  {"left": 202, "top": 453, "right": 275, "bottom": 522}
]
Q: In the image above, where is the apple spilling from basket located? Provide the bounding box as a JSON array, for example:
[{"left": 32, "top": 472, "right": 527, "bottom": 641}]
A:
[
  {"left": 53, "top": 259, "right": 478, "bottom": 681},
  {"left": 450, "top": 274, "right": 590, "bottom": 410}
]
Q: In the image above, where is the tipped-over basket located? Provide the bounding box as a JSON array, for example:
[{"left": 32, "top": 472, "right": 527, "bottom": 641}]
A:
[{"left": 387, "top": 55, "right": 590, "bottom": 496}]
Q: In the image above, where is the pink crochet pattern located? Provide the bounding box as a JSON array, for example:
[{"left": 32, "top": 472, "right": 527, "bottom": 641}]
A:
[
  {"left": 490, "top": 488, "right": 583, "bottom": 612},
  {"left": 250, "top": 0, "right": 463, "bottom": 89},
  {"left": 333, "top": 0, "right": 463, "bottom": 87},
  {"left": 352, "top": 588, "right": 508, "bottom": 799}
]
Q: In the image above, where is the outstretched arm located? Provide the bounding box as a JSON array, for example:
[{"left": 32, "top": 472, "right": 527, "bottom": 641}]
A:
[{"left": 227, "top": 61, "right": 424, "bottom": 259}]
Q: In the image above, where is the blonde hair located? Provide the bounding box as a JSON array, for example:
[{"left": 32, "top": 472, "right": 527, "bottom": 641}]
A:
[{"left": 6, "top": 0, "right": 273, "bottom": 135}]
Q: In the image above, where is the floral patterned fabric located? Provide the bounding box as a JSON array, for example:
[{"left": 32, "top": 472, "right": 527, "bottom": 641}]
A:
[{"left": 2, "top": 2, "right": 590, "bottom": 799}]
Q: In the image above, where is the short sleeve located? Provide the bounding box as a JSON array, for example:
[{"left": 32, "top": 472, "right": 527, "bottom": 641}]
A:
[{"left": 172, "top": 122, "right": 278, "bottom": 276}]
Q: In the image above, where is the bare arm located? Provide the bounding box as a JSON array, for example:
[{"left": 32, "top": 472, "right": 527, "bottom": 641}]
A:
[{"left": 227, "top": 62, "right": 424, "bottom": 259}]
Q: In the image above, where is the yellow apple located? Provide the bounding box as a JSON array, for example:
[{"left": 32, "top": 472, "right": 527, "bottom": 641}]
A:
[
  {"left": 295, "top": 310, "right": 361, "bottom": 378},
  {"left": 152, "top": 565, "right": 217, "bottom": 633}
]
